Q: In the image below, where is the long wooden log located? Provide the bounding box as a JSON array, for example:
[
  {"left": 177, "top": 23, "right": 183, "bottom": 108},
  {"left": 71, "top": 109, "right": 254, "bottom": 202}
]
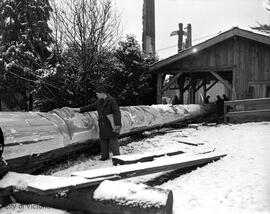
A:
[{"left": 0, "top": 104, "right": 216, "bottom": 172}]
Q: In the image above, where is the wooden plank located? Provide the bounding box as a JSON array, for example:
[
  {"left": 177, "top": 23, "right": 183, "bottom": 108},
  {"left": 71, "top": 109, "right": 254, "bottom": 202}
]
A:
[
  {"left": 176, "top": 140, "right": 204, "bottom": 146},
  {"left": 28, "top": 175, "right": 120, "bottom": 195},
  {"left": 224, "top": 97, "right": 270, "bottom": 106},
  {"left": 112, "top": 149, "right": 184, "bottom": 165},
  {"left": 225, "top": 109, "right": 270, "bottom": 117},
  {"left": 1, "top": 152, "right": 225, "bottom": 196},
  {"left": 72, "top": 152, "right": 226, "bottom": 182}
]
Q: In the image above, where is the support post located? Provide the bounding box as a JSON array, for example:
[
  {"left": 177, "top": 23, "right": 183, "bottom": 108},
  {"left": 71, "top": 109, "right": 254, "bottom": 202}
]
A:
[
  {"left": 157, "top": 73, "right": 162, "bottom": 104},
  {"left": 203, "top": 77, "right": 207, "bottom": 101},
  {"left": 232, "top": 36, "right": 239, "bottom": 100},
  {"left": 178, "top": 77, "right": 185, "bottom": 104}
]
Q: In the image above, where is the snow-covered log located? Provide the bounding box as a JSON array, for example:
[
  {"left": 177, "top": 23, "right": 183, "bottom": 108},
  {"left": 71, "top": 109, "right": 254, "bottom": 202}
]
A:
[
  {"left": 0, "top": 104, "right": 215, "bottom": 171},
  {"left": 0, "top": 172, "right": 172, "bottom": 214},
  {"left": 93, "top": 180, "right": 173, "bottom": 214}
]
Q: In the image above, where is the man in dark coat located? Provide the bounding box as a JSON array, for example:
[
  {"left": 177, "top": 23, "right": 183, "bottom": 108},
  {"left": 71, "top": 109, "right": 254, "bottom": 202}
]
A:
[
  {"left": 216, "top": 95, "right": 224, "bottom": 116},
  {"left": 74, "top": 85, "right": 121, "bottom": 160}
]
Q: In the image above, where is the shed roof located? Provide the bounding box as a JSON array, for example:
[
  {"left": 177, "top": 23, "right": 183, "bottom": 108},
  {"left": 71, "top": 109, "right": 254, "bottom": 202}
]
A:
[{"left": 150, "top": 27, "right": 270, "bottom": 72}]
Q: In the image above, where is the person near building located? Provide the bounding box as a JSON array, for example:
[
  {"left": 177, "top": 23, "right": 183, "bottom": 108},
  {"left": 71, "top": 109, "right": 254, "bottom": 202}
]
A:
[{"left": 74, "top": 84, "right": 121, "bottom": 160}]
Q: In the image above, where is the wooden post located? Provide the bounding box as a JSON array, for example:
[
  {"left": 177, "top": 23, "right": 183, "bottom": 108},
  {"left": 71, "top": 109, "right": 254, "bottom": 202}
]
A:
[
  {"left": 203, "top": 77, "right": 207, "bottom": 102},
  {"left": 178, "top": 23, "right": 183, "bottom": 52},
  {"left": 178, "top": 77, "right": 185, "bottom": 104},
  {"left": 157, "top": 73, "right": 162, "bottom": 104},
  {"left": 192, "top": 80, "right": 196, "bottom": 104},
  {"left": 232, "top": 36, "right": 239, "bottom": 100},
  {"left": 224, "top": 101, "right": 228, "bottom": 123}
]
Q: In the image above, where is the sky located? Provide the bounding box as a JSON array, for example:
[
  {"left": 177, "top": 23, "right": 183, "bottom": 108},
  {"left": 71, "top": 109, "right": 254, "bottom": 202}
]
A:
[{"left": 112, "top": 0, "right": 270, "bottom": 59}]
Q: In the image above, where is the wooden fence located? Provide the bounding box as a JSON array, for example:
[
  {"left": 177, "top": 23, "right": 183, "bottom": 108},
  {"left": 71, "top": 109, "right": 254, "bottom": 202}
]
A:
[{"left": 224, "top": 97, "right": 270, "bottom": 123}]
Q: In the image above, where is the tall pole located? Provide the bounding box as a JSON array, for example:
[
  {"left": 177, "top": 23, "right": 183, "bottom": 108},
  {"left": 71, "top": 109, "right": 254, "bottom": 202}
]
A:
[{"left": 142, "top": 0, "right": 155, "bottom": 54}]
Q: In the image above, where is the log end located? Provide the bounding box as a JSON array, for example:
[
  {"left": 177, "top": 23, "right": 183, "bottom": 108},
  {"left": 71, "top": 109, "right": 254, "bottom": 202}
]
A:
[{"left": 93, "top": 180, "right": 173, "bottom": 214}]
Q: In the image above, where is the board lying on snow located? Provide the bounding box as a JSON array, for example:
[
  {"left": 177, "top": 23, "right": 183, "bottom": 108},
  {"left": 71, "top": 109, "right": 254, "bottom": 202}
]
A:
[
  {"left": 27, "top": 152, "right": 225, "bottom": 195},
  {"left": 112, "top": 149, "right": 184, "bottom": 165},
  {"left": 0, "top": 151, "right": 226, "bottom": 195},
  {"left": 0, "top": 151, "right": 226, "bottom": 214}
]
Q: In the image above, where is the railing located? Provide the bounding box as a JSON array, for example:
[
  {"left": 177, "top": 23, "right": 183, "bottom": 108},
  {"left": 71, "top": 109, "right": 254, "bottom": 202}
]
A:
[{"left": 224, "top": 97, "right": 270, "bottom": 123}]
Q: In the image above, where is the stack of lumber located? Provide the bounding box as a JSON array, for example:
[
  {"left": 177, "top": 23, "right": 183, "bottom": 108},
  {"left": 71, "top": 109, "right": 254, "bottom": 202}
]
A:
[{"left": 0, "top": 149, "right": 226, "bottom": 214}]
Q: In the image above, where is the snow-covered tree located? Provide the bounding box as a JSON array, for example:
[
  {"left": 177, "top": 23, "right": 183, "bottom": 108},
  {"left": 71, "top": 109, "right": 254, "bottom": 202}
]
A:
[
  {"left": 0, "top": 0, "right": 53, "bottom": 110},
  {"left": 252, "top": 0, "right": 270, "bottom": 35},
  {"left": 107, "top": 35, "right": 158, "bottom": 106},
  {"left": 50, "top": 0, "right": 121, "bottom": 105}
]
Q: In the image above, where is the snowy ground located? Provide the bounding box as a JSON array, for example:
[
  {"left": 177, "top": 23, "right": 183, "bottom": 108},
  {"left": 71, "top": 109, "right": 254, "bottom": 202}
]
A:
[{"left": 1, "top": 122, "right": 270, "bottom": 214}]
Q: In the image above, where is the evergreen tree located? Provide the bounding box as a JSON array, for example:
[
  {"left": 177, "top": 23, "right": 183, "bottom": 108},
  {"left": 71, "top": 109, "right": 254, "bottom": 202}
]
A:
[
  {"left": 0, "top": 0, "right": 53, "bottom": 110},
  {"left": 107, "top": 35, "right": 158, "bottom": 106}
]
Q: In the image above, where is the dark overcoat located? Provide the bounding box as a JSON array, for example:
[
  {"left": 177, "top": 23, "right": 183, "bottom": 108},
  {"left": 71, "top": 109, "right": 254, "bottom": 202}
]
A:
[{"left": 80, "top": 95, "right": 121, "bottom": 139}]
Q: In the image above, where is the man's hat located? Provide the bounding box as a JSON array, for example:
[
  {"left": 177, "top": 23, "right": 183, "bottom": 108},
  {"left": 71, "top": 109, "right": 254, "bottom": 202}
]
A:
[{"left": 95, "top": 85, "right": 108, "bottom": 93}]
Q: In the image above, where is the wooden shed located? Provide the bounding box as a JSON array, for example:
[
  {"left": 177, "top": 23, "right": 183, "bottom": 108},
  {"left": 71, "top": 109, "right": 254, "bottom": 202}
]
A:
[{"left": 150, "top": 27, "right": 270, "bottom": 104}]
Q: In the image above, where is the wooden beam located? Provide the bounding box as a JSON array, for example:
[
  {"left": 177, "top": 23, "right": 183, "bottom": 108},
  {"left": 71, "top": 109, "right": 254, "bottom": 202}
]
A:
[
  {"left": 183, "top": 81, "right": 191, "bottom": 92},
  {"left": 210, "top": 71, "right": 232, "bottom": 90},
  {"left": 224, "top": 97, "right": 270, "bottom": 106},
  {"left": 206, "top": 80, "right": 218, "bottom": 92},
  {"left": 190, "top": 66, "right": 233, "bottom": 72},
  {"left": 161, "top": 72, "right": 184, "bottom": 93},
  {"left": 225, "top": 109, "right": 270, "bottom": 117},
  {"left": 195, "top": 81, "right": 204, "bottom": 92}
]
